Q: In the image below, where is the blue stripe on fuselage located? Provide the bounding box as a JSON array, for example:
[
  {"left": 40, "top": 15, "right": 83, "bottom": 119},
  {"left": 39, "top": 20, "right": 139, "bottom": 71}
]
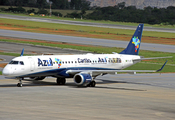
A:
[{"left": 16, "top": 67, "right": 120, "bottom": 78}]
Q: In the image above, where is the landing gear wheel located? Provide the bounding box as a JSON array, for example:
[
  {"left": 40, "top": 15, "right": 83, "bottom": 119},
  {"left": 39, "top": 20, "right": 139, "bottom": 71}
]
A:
[
  {"left": 87, "top": 81, "right": 96, "bottom": 87},
  {"left": 17, "top": 78, "right": 23, "bottom": 87},
  {"left": 90, "top": 81, "right": 96, "bottom": 87},
  {"left": 17, "top": 83, "right": 22, "bottom": 87},
  {"left": 56, "top": 78, "right": 66, "bottom": 85}
]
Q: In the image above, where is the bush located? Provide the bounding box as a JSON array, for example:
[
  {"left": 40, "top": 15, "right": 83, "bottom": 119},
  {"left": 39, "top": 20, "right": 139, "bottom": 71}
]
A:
[
  {"left": 65, "top": 12, "right": 81, "bottom": 18},
  {"left": 0, "top": 7, "right": 6, "bottom": 11},
  {"left": 52, "top": 11, "right": 63, "bottom": 17},
  {"left": 27, "top": 9, "right": 35, "bottom": 14},
  {"left": 4, "top": 7, "right": 26, "bottom": 13},
  {"left": 37, "top": 9, "right": 48, "bottom": 15}
]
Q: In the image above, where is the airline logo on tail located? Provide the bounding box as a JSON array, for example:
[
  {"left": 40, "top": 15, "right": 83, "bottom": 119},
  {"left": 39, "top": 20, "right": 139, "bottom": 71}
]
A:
[{"left": 132, "top": 36, "right": 140, "bottom": 52}]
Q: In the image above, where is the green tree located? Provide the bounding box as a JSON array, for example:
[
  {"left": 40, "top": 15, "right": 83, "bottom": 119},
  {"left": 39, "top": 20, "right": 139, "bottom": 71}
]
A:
[
  {"left": 70, "top": 0, "right": 90, "bottom": 10},
  {"left": 49, "top": 0, "right": 69, "bottom": 9},
  {"left": 0, "top": 0, "right": 7, "bottom": 5},
  {"left": 36, "top": 0, "right": 47, "bottom": 9},
  {"left": 117, "top": 2, "right": 125, "bottom": 9}
]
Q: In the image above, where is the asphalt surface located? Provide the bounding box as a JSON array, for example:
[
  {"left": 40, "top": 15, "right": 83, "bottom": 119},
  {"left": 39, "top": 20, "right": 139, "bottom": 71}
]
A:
[
  {"left": 0, "top": 41, "right": 90, "bottom": 55},
  {"left": 0, "top": 74, "right": 175, "bottom": 120},
  {"left": 1, "top": 14, "right": 175, "bottom": 33},
  {"left": 0, "top": 29, "right": 175, "bottom": 53}
]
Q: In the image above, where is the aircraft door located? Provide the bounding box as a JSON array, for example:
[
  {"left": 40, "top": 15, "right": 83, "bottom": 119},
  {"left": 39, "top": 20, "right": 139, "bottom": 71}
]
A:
[
  {"left": 28, "top": 57, "right": 35, "bottom": 71},
  {"left": 121, "top": 56, "right": 125, "bottom": 69}
]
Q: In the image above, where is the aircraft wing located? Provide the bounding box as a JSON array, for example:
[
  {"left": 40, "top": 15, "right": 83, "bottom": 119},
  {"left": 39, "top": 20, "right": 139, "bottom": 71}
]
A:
[
  {"left": 66, "top": 61, "right": 168, "bottom": 76},
  {"left": 66, "top": 69, "right": 157, "bottom": 76}
]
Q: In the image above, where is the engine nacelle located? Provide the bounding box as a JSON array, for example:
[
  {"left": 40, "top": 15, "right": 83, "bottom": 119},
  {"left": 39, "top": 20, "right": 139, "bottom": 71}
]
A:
[{"left": 73, "top": 73, "right": 92, "bottom": 86}]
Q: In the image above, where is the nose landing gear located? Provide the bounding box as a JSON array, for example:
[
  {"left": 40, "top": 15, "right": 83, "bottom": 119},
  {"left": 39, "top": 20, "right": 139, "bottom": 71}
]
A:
[{"left": 17, "top": 78, "right": 23, "bottom": 87}]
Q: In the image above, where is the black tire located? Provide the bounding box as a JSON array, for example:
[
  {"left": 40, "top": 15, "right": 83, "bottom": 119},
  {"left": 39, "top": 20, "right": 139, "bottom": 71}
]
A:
[
  {"left": 90, "top": 81, "right": 96, "bottom": 87},
  {"left": 61, "top": 78, "right": 66, "bottom": 85},
  {"left": 56, "top": 78, "right": 61, "bottom": 85},
  {"left": 56, "top": 78, "right": 66, "bottom": 85},
  {"left": 17, "top": 83, "right": 22, "bottom": 87}
]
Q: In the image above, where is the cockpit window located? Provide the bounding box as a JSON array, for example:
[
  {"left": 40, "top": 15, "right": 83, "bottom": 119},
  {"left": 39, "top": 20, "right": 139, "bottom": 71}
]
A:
[
  {"left": 19, "top": 61, "right": 24, "bottom": 65},
  {"left": 9, "top": 61, "right": 19, "bottom": 64},
  {"left": 9, "top": 61, "right": 24, "bottom": 65}
]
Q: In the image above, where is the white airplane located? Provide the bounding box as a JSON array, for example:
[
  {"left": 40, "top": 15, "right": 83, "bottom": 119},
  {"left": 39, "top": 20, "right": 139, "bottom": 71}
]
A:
[{"left": 2, "top": 24, "right": 169, "bottom": 87}]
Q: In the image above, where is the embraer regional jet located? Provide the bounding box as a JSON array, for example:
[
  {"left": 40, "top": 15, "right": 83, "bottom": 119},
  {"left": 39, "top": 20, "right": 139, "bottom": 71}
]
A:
[{"left": 2, "top": 24, "right": 168, "bottom": 87}]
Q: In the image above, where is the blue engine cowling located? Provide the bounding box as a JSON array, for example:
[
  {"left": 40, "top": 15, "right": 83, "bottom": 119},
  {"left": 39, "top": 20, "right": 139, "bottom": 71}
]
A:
[{"left": 73, "top": 73, "right": 92, "bottom": 86}]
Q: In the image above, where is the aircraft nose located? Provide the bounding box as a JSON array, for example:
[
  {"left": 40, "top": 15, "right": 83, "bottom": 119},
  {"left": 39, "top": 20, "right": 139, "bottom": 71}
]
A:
[{"left": 2, "top": 68, "right": 10, "bottom": 76}]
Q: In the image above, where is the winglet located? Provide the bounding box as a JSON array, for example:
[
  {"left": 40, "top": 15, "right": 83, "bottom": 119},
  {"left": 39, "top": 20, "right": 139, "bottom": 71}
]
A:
[
  {"left": 20, "top": 48, "right": 24, "bottom": 56},
  {"left": 156, "top": 61, "right": 168, "bottom": 72}
]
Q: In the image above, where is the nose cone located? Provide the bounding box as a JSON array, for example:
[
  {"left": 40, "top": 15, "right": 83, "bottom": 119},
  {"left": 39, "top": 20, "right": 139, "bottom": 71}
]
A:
[{"left": 2, "top": 67, "right": 10, "bottom": 76}]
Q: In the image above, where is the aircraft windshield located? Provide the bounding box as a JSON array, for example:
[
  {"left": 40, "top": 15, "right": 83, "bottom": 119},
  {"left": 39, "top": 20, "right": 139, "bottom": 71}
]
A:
[{"left": 9, "top": 61, "right": 24, "bottom": 65}]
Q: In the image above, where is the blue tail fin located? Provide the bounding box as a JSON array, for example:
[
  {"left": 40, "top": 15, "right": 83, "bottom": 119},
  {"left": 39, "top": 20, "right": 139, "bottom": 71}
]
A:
[
  {"left": 119, "top": 24, "right": 144, "bottom": 55},
  {"left": 20, "top": 48, "right": 24, "bottom": 56}
]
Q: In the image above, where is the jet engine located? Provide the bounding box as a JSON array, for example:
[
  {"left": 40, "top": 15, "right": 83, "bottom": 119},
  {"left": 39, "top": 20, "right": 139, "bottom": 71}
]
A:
[{"left": 73, "top": 73, "right": 92, "bottom": 86}]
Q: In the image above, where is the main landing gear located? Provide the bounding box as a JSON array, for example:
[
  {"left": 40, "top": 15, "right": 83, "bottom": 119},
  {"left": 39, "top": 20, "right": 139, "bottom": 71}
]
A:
[
  {"left": 87, "top": 81, "right": 96, "bottom": 87},
  {"left": 56, "top": 78, "right": 66, "bottom": 85},
  {"left": 88, "top": 77, "right": 96, "bottom": 87},
  {"left": 17, "top": 78, "right": 23, "bottom": 87}
]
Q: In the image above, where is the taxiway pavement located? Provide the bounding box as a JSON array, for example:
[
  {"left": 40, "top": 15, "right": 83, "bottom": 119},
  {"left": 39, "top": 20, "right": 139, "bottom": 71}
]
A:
[
  {"left": 0, "top": 73, "right": 175, "bottom": 120},
  {"left": 0, "top": 29, "right": 175, "bottom": 53},
  {"left": 0, "top": 42, "right": 90, "bottom": 55}
]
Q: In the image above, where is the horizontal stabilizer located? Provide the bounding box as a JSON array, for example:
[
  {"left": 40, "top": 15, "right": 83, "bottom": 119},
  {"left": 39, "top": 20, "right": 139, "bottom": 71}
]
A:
[{"left": 133, "top": 56, "right": 172, "bottom": 62}]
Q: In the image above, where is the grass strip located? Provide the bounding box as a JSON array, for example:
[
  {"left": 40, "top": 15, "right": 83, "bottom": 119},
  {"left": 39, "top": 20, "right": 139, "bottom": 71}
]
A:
[
  {"left": 126, "top": 62, "right": 175, "bottom": 73},
  {"left": 0, "top": 17, "right": 175, "bottom": 39},
  {"left": 0, "top": 52, "right": 20, "bottom": 57}
]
